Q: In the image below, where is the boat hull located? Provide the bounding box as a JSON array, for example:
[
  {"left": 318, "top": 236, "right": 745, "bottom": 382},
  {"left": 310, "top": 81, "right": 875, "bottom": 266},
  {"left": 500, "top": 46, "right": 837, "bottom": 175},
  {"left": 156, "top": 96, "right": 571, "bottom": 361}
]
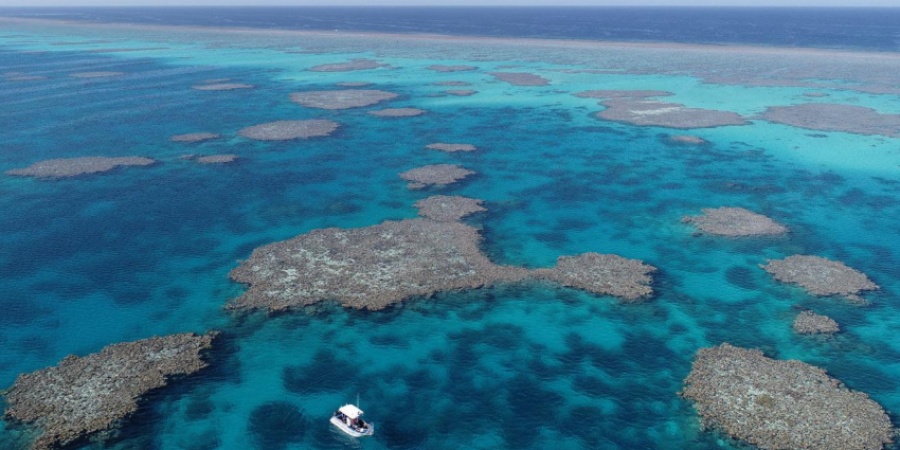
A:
[{"left": 330, "top": 416, "right": 374, "bottom": 437}]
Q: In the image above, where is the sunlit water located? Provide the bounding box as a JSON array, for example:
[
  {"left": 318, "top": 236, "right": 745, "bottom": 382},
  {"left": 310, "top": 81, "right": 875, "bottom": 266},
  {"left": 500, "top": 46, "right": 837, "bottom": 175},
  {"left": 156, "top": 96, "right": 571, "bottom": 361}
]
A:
[{"left": 0, "top": 13, "right": 898, "bottom": 450}]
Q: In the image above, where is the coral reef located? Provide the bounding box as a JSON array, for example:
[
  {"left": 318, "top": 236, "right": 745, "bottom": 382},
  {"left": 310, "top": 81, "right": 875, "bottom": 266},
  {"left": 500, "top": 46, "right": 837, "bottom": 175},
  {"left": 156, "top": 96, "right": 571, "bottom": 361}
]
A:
[
  {"left": 427, "top": 64, "right": 477, "bottom": 72},
  {"left": 69, "top": 71, "right": 124, "bottom": 78},
  {"left": 335, "top": 81, "right": 372, "bottom": 87},
  {"left": 238, "top": 119, "right": 339, "bottom": 141},
  {"left": 668, "top": 135, "right": 707, "bottom": 145},
  {"left": 399, "top": 164, "right": 475, "bottom": 189},
  {"left": 490, "top": 72, "right": 550, "bottom": 86},
  {"left": 682, "top": 207, "right": 788, "bottom": 237},
  {"left": 196, "top": 154, "right": 238, "bottom": 164},
  {"left": 426, "top": 143, "right": 477, "bottom": 153},
  {"left": 434, "top": 81, "right": 471, "bottom": 86},
  {"left": 309, "top": 58, "right": 387, "bottom": 72},
  {"left": 228, "top": 198, "right": 656, "bottom": 312},
  {"left": 761, "top": 103, "right": 900, "bottom": 138},
  {"left": 533, "top": 253, "right": 656, "bottom": 301},
  {"left": 171, "top": 132, "right": 220, "bottom": 143},
  {"left": 597, "top": 99, "right": 748, "bottom": 129},
  {"left": 414, "top": 195, "right": 486, "bottom": 222},
  {"left": 3, "top": 333, "right": 217, "bottom": 450},
  {"left": 6, "top": 156, "right": 156, "bottom": 179},
  {"left": 793, "top": 310, "right": 840, "bottom": 335},
  {"left": 289, "top": 89, "right": 398, "bottom": 110},
  {"left": 575, "top": 90, "right": 672, "bottom": 99},
  {"left": 761, "top": 255, "right": 879, "bottom": 303},
  {"left": 681, "top": 343, "right": 892, "bottom": 450},
  {"left": 369, "top": 107, "right": 427, "bottom": 117},
  {"left": 445, "top": 89, "right": 477, "bottom": 96},
  {"left": 191, "top": 83, "right": 253, "bottom": 91}
]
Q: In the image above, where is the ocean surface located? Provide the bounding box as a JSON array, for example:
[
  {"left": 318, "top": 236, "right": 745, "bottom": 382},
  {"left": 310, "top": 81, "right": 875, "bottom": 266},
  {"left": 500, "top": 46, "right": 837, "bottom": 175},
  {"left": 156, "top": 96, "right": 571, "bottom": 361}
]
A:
[{"left": 0, "top": 7, "right": 899, "bottom": 450}]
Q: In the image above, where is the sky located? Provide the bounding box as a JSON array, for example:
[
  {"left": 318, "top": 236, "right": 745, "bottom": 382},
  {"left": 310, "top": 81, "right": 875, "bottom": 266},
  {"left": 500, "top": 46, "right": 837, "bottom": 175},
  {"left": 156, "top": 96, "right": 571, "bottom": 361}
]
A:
[{"left": 0, "top": 0, "right": 898, "bottom": 6}]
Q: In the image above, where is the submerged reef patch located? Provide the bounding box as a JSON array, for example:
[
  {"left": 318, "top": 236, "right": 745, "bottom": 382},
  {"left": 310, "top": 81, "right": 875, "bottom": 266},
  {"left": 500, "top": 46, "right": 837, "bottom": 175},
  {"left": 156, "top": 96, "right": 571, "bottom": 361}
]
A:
[
  {"left": 681, "top": 343, "right": 892, "bottom": 450},
  {"left": 4, "top": 71, "right": 47, "bottom": 81},
  {"left": 399, "top": 164, "right": 475, "bottom": 189},
  {"left": 309, "top": 58, "right": 387, "bottom": 72},
  {"left": 761, "top": 255, "right": 879, "bottom": 303},
  {"left": 171, "top": 132, "right": 221, "bottom": 143},
  {"left": 761, "top": 103, "right": 900, "bottom": 137},
  {"left": 228, "top": 197, "right": 656, "bottom": 312},
  {"left": 414, "top": 195, "right": 486, "bottom": 222},
  {"left": 575, "top": 90, "right": 672, "bottom": 99},
  {"left": 3, "top": 333, "right": 216, "bottom": 450},
  {"left": 490, "top": 72, "right": 550, "bottom": 86},
  {"left": 334, "top": 81, "right": 372, "bottom": 87},
  {"left": 191, "top": 83, "right": 253, "bottom": 91},
  {"left": 533, "top": 253, "right": 656, "bottom": 301},
  {"left": 597, "top": 99, "right": 748, "bottom": 129},
  {"left": 444, "top": 89, "right": 477, "bottom": 96},
  {"left": 682, "top": 207, "right": 788, "bottom": 237},
  {"left": 426, "top": 143, "right": 477, "bottom": 153},
  {"left": 289, "top": 89, "right": 398, "bottom": 110},
  {"left": 793, "top": 310, "right": 840, "bottom": 335},
  {"left": 427, "top": 64, "right": 477, "bottom": 72},
  {"left": 668, "top": 134, "right": 707, "bottom": 145},
  {"left": 238, "top": 119, "right": 339, "bottom": 141},
  {"left": 195, "top": 154, "right": 238, "bottom": 164},
  {"left": 433, "top": 81, "right": 471, "bottom": 86},
  {"left": 69, "top": 71, "right": 124, "bottom": 78},
  {"left": 6, "top": 156, "right": 156, "bottom": 179},
  {"left": 368, "top": 107, "right": 427, "bottom": 117}
]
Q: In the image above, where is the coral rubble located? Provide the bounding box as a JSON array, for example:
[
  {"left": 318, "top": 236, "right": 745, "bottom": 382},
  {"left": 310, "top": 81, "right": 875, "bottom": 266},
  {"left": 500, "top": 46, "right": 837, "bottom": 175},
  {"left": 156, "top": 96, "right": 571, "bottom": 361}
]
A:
[
  {"left": 399, "top": 164, "right": 475, "bottom": 189},
  {"left": 238, "top": 119, "right": 339, "bottom": 141},
  {"left": 6, "top": 156, "right": 156, "bottom": 179},
  {"left": 490, "top": 72, "right": 550, "bottom": 86},
  {"left": 228, "top": 197, "right": 657, "bottom": 312},
  {"left": 681, "top": 343, "right": 892, "bottom": 450},
  {"left": 171, "top": 132, "right": 221, "bottom": 143},
  {"left": 682, "top": 207, "right": 788, "bottom": 237},
  {"left": 309, "top": 58, "right": 387, "bottom": 72},
  {"left": 597, "top": 99, "right": 748, "bottom": 129},
  {"left": 368, "top": 107, "right": 427, "bottom": 117},
  {"left": 761, "top": 103, "right": 900, "bottom": 138},
  {"left": 289, "top": 89, "right": 398, "bottom": 110},
  {"left": 793, "top": 310, "right": 840, "bottom": 335},
  {"left": 426, "top": 143, "right": 477, "bottom": 153},
  {"left": 761, "top": 255, "right": 879, "bottom": 303},
  {"left": 3, "top": 333, "right": 216, "bottom": 450}
]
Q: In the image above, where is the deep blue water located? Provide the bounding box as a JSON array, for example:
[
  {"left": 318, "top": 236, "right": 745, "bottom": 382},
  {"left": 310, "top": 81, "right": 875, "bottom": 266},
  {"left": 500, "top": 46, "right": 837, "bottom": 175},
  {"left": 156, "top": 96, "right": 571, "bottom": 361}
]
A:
[
  {"left": 0, "top": 9, "right": 899, "bottom": 450},
  {"left": 3, "top": 6, "right": 900, "bottom": 52}
]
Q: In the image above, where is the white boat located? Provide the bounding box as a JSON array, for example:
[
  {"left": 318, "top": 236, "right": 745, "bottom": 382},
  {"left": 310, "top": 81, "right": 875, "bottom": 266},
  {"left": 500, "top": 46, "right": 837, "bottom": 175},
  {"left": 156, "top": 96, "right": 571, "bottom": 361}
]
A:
[{"left": 330, "top": 404, "right": 374, "bottom": 437}]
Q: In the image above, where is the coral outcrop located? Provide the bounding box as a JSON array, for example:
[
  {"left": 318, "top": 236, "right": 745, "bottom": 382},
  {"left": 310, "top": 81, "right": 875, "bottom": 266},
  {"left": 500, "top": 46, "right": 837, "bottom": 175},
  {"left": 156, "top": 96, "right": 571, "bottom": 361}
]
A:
[
  {"left": 762, "top": 103, "right": 900, "bottom": 138},
  {"left": 793, "top": 310, "right": 840, "bottom": 335},
  {"left": 681, "top": 343, "right": 892, "bottom": 450},
  {"left": 309, "top": 59, "right": 387, "bottom": 72},
  {"left": 171, "top": 132, "right": 220, "bottom": 143},
  {"left": 369, "top": 108, "right": 427, "bottom": 117},
  {"left": 426, "top": 143, "right": 477, "bottom": 153},
  {"left": 682, "top": 207, "right": 788, "bottom": 237},
  {"left": 192, "top": 83, "right": 253, "bottom": 91},
  {"left": 238, "top": 120, "right": 339, "bottom": 141},
  {"left": 6, "top": 156, "right": 156, "bottom": 179},
  {"left": 490, "top": 72, "right": 550, "bottom": 86},
  {"left": 228, "top": 197, "right": 656, "bottom": 312},
  {"left": 399, "top": 164, "right": 475, "bottom": 189},
  {"left": 3, "top": 333, "right": 217, "bottom": 450},
  {"left": 762, "top": 255, "right": 879, "bottom": 303},
  {"left": 597, "top": 99, "right": 748, "bottom": 129},
  {"left": 289, "top": 89, "right": 398, "bottom": 110}
]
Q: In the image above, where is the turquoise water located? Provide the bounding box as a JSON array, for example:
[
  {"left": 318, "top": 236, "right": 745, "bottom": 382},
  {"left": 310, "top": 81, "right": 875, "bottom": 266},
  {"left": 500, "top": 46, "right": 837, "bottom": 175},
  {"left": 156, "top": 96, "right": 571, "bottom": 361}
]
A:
[{"left": 1, "top": 19, "right": 899, "bottom": 450}]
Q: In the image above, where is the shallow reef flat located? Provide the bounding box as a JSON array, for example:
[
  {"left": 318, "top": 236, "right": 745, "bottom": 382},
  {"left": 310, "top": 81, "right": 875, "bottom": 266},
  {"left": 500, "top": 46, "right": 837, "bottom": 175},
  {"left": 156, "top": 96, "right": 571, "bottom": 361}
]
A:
[
  {"left": 426, "top": 142, "right": 477, "bottom": 153},
  {"left": 681, "top": 343, "right": 892, "bottom": 450},
  {"left": 170, "top": 132, "right": 220, "bottom": 143},
  {"left": 191, "top": 82, "right": 253, "bottom": 91},
  {"left": 238, "top": 119, "right": 339, "bottom": 141},
  {"left": 761, "top": 103, "right": 900, "bottom": 138},
  {"left": 308, "top": 58, "right": 387, "bottom": 72},
  {"left": 368, "top": 107, "right": 427, "bottom": 117},
  {"left": 490, "top": 71, "right": 550, "bottom": 86},
  {"left": 6, "top": 156, "right": 156, "bottom": 179},
  {"left": 682, "top": 207, "right": 788, "bottom": 237},
  {"left": 399, "top": 164, "right": 475, "bottom": 189},
  {"left": 289, "top": 89, "right": 398, "bottom": 110},
  {"left": 793, "top": 310, "right": 840, "bottom": 335},
  {"left": 761, "top": 255, "right": 879, "bottom": 303},
  {"left": 228, "top": 197, "right": 656, "bottom": 312},
  {"left": 3, "top": 333, "right": 216, "bottom": 450},
  {"left": 596, "top": 98, "right": 748, "bottom": 129}
]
